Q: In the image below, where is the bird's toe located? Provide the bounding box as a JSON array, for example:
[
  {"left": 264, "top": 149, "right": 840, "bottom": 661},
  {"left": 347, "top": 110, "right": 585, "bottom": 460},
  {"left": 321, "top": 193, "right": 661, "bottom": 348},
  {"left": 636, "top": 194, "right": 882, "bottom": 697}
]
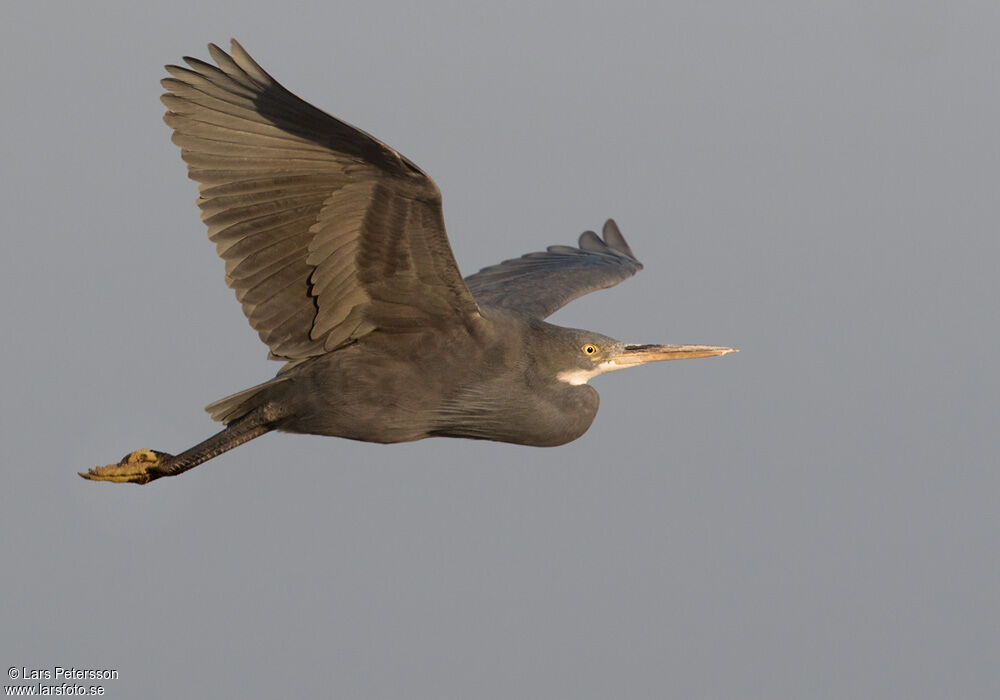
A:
[{"left": 79, "top": 449, "right": 173, "bottom": 484}]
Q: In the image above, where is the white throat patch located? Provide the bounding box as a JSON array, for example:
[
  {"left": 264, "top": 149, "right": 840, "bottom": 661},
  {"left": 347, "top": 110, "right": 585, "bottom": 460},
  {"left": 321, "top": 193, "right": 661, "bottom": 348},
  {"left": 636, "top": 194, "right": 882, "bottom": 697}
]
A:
[{"left": 556, "top": 360, "right": 621, "bottom": 386}]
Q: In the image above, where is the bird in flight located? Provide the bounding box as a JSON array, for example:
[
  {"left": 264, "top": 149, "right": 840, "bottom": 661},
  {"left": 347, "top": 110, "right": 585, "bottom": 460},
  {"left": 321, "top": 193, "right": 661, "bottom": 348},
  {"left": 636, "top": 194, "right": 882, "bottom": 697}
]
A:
[{"left": 81, "top": 40, "right": 736, "bottom": 485}]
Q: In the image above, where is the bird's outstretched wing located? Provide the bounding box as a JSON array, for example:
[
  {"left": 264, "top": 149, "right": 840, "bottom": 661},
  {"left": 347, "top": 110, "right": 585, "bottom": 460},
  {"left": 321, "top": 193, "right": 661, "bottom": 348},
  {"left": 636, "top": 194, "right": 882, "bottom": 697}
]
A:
[
  {"left": 463, "top": 219, "right": 643, "bottom": 319},
  {"left": 161, "top": 40, "right": 481, "bottom": 361}
]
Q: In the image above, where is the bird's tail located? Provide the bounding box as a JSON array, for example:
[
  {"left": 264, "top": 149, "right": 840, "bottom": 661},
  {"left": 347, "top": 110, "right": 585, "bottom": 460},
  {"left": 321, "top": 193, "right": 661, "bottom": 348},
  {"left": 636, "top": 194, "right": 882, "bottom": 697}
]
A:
[{"left": 205, "top": 375, "right": 292, "bottom": 424}]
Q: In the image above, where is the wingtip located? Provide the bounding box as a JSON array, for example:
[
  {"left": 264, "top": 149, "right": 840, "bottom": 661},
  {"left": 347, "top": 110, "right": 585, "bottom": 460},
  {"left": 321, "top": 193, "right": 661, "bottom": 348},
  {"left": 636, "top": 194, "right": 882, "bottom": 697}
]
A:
[
  {"left": 601, "top": 219, "right": 636, "bottom": 259},
  {"left": 206, "top": 42, "right": 227, "bottom": 62},
  {"left": 578, "top": 230, "right": 606, "bottom": 252}
]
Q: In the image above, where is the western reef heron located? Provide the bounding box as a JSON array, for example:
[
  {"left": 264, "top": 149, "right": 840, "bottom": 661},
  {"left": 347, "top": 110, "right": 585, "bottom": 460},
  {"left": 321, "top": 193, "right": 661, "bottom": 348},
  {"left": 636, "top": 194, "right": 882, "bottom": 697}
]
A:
[{"left": 81, "top": 40, "right": 737, "bottom": 485}]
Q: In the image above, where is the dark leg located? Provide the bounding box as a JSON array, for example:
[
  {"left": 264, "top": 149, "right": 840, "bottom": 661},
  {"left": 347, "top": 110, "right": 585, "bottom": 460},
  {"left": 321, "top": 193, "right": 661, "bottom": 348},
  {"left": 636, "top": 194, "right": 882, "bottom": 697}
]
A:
[{"left": 80, "top": 406, "right": 277, "bottom": 485}]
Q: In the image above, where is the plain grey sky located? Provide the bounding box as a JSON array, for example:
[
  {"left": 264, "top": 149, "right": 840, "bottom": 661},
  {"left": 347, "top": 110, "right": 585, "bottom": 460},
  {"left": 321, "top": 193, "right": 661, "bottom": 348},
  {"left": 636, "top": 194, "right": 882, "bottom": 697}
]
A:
[{"left": 2, "top": 2, "right": 998, "bottom": 698}]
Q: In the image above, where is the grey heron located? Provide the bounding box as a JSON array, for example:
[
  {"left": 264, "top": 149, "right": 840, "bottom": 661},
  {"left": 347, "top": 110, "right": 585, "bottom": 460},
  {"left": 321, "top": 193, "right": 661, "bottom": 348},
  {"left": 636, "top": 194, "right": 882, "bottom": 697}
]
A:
[{"left": 81, "top": 40, "right": 736, "bottom": 485}]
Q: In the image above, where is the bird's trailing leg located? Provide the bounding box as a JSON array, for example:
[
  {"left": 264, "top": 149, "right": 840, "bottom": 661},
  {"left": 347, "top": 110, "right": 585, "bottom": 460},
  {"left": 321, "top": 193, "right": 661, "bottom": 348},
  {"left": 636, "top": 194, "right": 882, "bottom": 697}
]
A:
[{"left": 79, "top": 406, "right": 277, "bottom": 485}]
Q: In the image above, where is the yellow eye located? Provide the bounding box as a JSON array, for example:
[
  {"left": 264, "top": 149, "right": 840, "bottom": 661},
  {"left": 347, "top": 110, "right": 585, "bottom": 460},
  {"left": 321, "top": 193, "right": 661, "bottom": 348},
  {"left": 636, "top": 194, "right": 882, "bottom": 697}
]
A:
[{"left": 582, "top": 344, "right": 598, "bottom": 355}]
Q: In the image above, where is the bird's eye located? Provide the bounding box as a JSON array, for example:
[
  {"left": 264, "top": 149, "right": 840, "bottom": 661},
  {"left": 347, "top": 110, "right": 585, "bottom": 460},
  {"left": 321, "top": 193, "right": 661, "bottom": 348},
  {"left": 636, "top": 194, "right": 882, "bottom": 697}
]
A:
[{"left": 582, "top": 344, "right": 598, "bottom": 355}]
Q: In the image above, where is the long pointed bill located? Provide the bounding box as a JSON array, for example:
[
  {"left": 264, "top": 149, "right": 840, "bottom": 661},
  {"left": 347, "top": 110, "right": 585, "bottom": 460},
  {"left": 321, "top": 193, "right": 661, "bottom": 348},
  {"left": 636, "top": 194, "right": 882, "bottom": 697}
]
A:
[
  {"left": 617, "top": 344, "right": 738, "bottom": 367},
  {"left": 559, "top": 344, "right": 737, "bottom": 386}
]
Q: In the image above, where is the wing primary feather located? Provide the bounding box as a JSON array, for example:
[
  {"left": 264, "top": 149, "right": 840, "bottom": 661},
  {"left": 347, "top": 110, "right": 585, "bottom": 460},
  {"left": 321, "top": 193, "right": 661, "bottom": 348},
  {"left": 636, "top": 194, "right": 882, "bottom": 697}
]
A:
[{"left": 601, "top": 219, "right": 636, "bottom": 257}]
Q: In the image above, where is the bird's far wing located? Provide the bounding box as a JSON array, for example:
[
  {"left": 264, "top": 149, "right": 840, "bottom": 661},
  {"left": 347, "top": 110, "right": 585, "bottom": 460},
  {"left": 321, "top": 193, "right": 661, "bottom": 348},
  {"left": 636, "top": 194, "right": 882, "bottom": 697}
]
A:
[
  {"left": 162, "top": 40, "right": 481, "bottom": 361},
  {"left": 463, "top": 220, "right": 643, "bottom": 319}
]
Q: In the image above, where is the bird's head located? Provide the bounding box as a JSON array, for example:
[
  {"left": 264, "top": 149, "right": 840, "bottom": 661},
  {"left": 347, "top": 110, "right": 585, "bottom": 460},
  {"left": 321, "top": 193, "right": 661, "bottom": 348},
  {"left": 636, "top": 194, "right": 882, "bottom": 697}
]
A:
[{"left": 552, "top": 327, "right": 737, "bottom": 386}]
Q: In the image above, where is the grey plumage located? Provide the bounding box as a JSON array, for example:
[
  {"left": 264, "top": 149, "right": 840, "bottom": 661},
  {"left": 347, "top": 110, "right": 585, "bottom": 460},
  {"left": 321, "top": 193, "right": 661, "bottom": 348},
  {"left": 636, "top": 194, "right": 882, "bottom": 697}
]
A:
[
  {"left": 164, "top": 42, "right": 476, "bottom": 361},
  {"left": 464, "top": 219, "right": 643, "bottom": 319},
  {"left": 80, "top": 40, "right": 735, "bottom": 486}
]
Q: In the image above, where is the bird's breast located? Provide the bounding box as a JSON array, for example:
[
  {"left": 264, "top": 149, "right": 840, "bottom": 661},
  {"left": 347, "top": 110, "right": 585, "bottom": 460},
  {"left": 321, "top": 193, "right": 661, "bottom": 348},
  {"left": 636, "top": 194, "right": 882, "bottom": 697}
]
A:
[{"left": 432, "top": 379, "right": 600, "bottom": 447}]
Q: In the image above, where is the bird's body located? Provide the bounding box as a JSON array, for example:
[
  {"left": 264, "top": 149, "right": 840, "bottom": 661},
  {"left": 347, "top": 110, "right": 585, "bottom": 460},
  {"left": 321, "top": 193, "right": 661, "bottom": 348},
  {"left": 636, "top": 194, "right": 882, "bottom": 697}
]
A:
[
  {"left": 81, "top": 40, "right": 735, "bottom": 485},
  {"left": 258, "top": 310, "right": 599, "bottom": 447}
]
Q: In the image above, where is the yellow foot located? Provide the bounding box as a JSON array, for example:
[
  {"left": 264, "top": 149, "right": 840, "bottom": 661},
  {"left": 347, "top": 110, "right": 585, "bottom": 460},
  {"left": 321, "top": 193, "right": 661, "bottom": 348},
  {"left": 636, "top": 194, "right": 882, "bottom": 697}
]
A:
[{"left": 79, "top": 449, "right": 173, "bottom": 484}]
